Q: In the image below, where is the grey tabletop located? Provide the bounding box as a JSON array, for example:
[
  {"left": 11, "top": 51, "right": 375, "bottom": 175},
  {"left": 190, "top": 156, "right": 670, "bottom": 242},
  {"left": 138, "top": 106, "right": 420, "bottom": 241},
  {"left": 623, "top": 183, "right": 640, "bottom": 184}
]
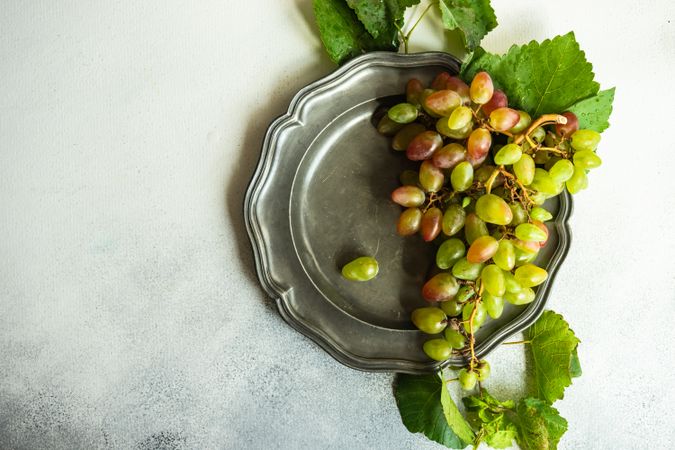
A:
[{"left": 1, "top": 1, "right": 674, "bottom": 449}]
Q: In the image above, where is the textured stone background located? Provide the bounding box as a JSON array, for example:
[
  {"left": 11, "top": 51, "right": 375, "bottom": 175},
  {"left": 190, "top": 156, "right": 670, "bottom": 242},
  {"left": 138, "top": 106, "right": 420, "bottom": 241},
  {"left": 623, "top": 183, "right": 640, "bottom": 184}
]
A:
[{"left": 1, "top": 1, "right": 674, "bottom": 449}]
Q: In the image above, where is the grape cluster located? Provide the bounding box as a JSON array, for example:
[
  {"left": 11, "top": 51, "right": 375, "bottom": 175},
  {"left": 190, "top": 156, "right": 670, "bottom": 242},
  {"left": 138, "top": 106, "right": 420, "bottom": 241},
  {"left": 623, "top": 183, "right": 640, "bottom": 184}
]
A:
[{"left": 377, "top": 71, "right": 602, "bottom": 387}]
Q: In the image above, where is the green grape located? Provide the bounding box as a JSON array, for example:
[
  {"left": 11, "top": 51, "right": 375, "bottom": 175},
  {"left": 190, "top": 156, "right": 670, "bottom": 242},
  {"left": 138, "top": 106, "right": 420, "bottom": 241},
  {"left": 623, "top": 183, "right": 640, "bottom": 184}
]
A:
[
  {"left": 509, "top": 203, "right": 528, "bottom": 226},
  {"left": 437, "top": 118, "right": 473, "bottom": 139},
  {"left": 481, "top": 264, "right": 506, "bottom": 297},
  {"left": 399, "top": 170, "right": 419, "bottom": 187},
  {"left": 504, "top": 287, "right": 535, "bottom": 305},
  {"left": 421, "top": 207, "right": 443, "bottom": 242},
  {"left": 391, "top": 185, "right": 425, "bottom": 207},
  {"left": 444, "top": 328, "right": 466, "bottom": 348},
  {"left": 451, "top": 161, "right": 474, "bottom": 192},
  {"left": 531, "top": 126, "right": 546, "bottom": 143},
  {"left": 423, "top": 90, "right": 462, "bottom": 117},
  {"left": 532, "top": 220, "right": 549, "bottom": 247},
  {"left": 464, "top": 213, "right": 488, "bottom": 244},
  {"left": 475, "top": 194, "right": 513, "bottom": 225},
  {"left": 476, "top": 360, "right": 491, "bottom": 381},
  {"left": 503, "top": 271, "right": 522, "bottom": 293},
  {"left": 469, "top": 72, "right": 494, "bottom": 105},
  {"left": 530, "top": 191, "right": 547, "bottom": 205},
  {"left": 440, "top": 299, "right": 463, "bottom": 317},
  {"left": 406, "top": 131, "right": 443, "bottom": 161},
  {"left": 514, "top": 264, "right": 548, "bottom": 287},
  {"left": 467, "top": 235, "right": 499, "bottom": 263},
  {"left": 534, "top": 150, "right": 551, "bottom": 165},
  {"left": 342, "top": 256, "right": 379, "bottom": 281},
  {"left": 452, "top": 257, "right": 484, "bottom": 281},
  {"left": 513, "top": 154, "right": 535, "bottom": 185},
  {"left": 509, "top": 110, "right": 532, "bottom": 134},
  {"left": 545, "top": 155, "right": 562, "bottom": 171},
  {"left": 493, "top": 240, "right": 516, "bottom": 271},
  {"left": 422, "top": 273, "right": 460, "bottom": 302},
  {"left": 530, "top": 206, "right": 553, "bottom": 222},
  {"left": 432, "top": 143, "right": 466, "bottom": 169},
  {"left": 515, "top": 246, "right": 539, "bottom": 266},
  {"left": 573, "top": 150, "right": 602, "bottom": 169},
  {"left": 566, "top": 166, "right": 588, "bottom": 194},
  {"left": 406, "top": 78, "right": 424, "bottom": 106},
  {"left": 458, "top": 368, "right": 478, "bottom": 390},
  {"left": 515, "top": 223, "right": 548, "bottom": 242},
  {"left": 462, "top": 302, "right": 487, "bottom": 332},
  {"left": 447, "top": 105, "right": 473, "bottom": 130},
  {"left": 442, "top": 204, "right": 466, "bottom": 236},
  {"left": 436, "top": 238, "right": 466, "bottom": 269},
  {"left": 474, "top": 165, "right": 496, "bottom": 184},
  {"left": 462, "top": 197, "right": 471, "bottom": 208},
  {"left": 530, "top": 168, "right": 557, "bottom": 195},
  {"left": 392, "top": 123, "right": 426, "bottom": 151},
  {"left": 411, "top": 307, "right": 447, "bottom": 334},
  {"left": 483, "top": 292, "right": 504, "bottom": 319},
  {"left": 513, "top": 238, "right": 539, "bottom": 255},
  {"left": 571, "top": 129, "right": 601, "bottom": 151},
  {"left": 419, "top": 160, "right": 444, "bottom": 193},
  {"left": 387, "top": 103, "right": 418, "bottom": 124},
  {"left": 376, "top": 114, "right": 405, "bottom": 136},
  {"left": 423, "top": 339, "right": 453, "bottom": 361},
  {"left": 549, "top": 159, "right": 575, "bottom": 183},
  {"left": 397, "top": 207, "right": 422, "bottom": 236},
  {"left": 494, "top": 143, "right": 523, "bottom": 165},
  {"left": 489, "top": 107, "right": 520, "bottom": 132},
  {"left": 455, "top": 285, "right": 475, "bottom": 303}
]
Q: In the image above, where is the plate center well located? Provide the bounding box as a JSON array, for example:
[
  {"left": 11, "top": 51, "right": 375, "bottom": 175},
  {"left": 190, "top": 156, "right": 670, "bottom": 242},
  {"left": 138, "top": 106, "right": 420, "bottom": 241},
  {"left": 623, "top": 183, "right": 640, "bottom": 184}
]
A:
[{"left": 290, "top": 98, "right": 434, "bottom": 330}]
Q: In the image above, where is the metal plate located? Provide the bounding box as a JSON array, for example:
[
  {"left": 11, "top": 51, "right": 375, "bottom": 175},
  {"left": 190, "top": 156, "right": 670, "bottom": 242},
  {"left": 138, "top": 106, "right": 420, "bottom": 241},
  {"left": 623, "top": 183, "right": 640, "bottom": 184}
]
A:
[{"left": 244, "top": 51, "right": 572, "bottom": 374}]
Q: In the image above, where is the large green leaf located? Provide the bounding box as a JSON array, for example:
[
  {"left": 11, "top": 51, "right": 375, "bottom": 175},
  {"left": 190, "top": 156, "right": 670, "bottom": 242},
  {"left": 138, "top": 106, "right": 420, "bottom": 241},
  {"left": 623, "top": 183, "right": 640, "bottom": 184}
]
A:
[
  {"left": 313, "top": 0, "right": 402, "bottom": 64},
  {"left": 527, "top": 311, "right": 580, "bottom": 404},
  {"left": 394, "top": 374, "right": 472, "bottom": 448},
  {"left": 460, "top": 33, "right": 601, "bottom": 117},
  {"left": 568, "top": 88, "right": 615, "bottom": 132},
  {"left": 515, "top": 398, "right": 568, "bottom": 450},
  {"left": 439, "top": 0, "right": 497, "bottom": 51},
  {"left": 346, "top": 0, "right": 420, "bottom": 42},
  {"left": 441, "top": 380, "right": 475, "bottom": 444}
]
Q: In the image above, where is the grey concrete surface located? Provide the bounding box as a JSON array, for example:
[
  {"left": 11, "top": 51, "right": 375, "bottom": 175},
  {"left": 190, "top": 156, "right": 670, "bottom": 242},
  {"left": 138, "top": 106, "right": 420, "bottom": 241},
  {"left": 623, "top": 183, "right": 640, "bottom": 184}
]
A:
[{"left": 1, "top": 1, "right": 675, "bottom": 449}]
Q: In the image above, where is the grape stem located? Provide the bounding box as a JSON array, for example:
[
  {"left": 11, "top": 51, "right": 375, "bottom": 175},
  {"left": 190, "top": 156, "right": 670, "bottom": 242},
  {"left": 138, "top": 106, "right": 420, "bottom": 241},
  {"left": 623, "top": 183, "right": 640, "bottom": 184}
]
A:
[
  {"left": 514, "top": 114, "right": 568, "bottom": 145},
  {"left": 484, "top": 166, "right": 502, "bottom": 194},
  {"left": 502, "top": 340, "right": 532, "bottom": 345},
  {"left": 537, "top": 146, "right": 569, "bottom": 157},
  {"left": 398, "top": 1, "right": 438, "bottom": 54}
]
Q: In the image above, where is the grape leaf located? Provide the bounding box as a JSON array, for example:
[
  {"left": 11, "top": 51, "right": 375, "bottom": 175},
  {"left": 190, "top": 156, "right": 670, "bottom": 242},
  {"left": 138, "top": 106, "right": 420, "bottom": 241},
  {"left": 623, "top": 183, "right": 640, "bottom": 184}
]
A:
[
  {"left": 441, "top": 380, "right": 476, "bottom": 444},
  {"left": 439, "top": 0, "right": 497, "bottom": 51},
  {"left": 394, "top": 374, "right": 473, "bottom": 448},
  {"left": 515, "top": 398, "right": 568, "bottom": 450},
  {"left": 460, "top": 33, "right": 600, "bottom": 117},
  {"left": 463, "top": 390, "right": 516, "bottom": 449},
  {"left": 313, "top": 0, "right": 400, "bottom": 64},
  {"left": 568, "top": 88, "right": 615, "bottom": 133},
  {"left": 569, "top": 346, "right": 582, "bottom": 378},
  {"left": 346, "top": 0, "right": 420, "bottom": 43},
  {"left": 460, "top": 46, "right": 501, "bottom": 81},
  {"left": 527, "top": 311, "right": 580, "bottom": 404}
]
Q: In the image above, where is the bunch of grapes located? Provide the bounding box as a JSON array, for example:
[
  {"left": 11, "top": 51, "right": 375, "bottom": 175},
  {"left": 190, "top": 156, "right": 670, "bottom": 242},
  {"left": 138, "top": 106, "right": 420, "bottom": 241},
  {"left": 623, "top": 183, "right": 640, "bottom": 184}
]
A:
[{"left": 377, "top": 71, "right": 602, "bottom": 389}]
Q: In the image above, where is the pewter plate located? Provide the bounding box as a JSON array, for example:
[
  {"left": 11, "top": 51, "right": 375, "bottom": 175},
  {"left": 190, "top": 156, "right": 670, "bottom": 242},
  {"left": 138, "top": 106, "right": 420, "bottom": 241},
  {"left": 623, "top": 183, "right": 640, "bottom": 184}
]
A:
[{"left": 244, "top": 51, "right": 572, "bottom": 374}]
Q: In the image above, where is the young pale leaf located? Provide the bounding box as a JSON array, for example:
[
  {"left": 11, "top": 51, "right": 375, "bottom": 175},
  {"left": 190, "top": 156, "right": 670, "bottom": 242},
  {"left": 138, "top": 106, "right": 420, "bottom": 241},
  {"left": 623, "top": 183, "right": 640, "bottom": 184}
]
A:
[
  {"left": 568, "top": 88, "right": 615, "bottom": 133},
  {"left": 463, "top": 390, "right": 517, "bottom": 449},
  {"left": 569, "top": 346, "right": 582, "bottom": 378},
  {"left": 441, "top": 380, "right": 476, "bottom": 444},
  {"left": 527, "top": 311, "right": 581, "bottom": 403},
  {"left": 515, "top": 398, "right": 568, "bottom": 450},
  {"left": 394, "top": 374, "right": 473, "bottom": 449},
  {"left": 460, "top": 33, "right": 600, "bottom": 117},
  {"left": 438, "top": 0, "right": 497, "bottom": 51}
]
